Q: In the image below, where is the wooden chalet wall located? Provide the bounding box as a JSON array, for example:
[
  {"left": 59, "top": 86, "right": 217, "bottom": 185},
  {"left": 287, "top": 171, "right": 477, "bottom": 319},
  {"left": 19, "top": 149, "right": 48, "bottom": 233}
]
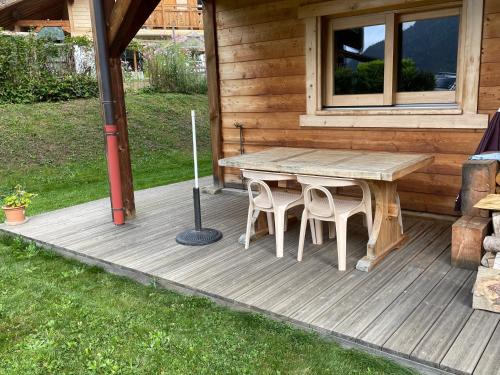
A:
[
  {"left": 480, "top": 1, "right": 500, "bottom": 116},
  {"left": 68, "top": 0, "right": 93, "bottom": 36},
  {"left": 214, "top": 0, "right": 500, "bottom": 216}
]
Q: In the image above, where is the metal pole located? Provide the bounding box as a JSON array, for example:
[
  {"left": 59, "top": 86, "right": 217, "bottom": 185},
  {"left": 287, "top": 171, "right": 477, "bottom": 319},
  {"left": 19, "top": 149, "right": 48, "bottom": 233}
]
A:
[
  {"left": 191, "top": 110, "right": 202, "bottom": 231},
  {"left": 192, "top": 110, "right": 199, "bottom": 188},
  {"left": 93, "top": 0, "right": 125, "bottom": 225}
]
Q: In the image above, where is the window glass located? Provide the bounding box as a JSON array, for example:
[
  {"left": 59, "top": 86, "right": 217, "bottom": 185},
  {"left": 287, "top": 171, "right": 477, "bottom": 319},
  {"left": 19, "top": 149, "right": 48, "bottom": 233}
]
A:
[
  {"left": 334, "top": 24, "right": 385, "bottom": 95},
  {"left": 397, "top": 15, "right": 459, "bottom": 92}
]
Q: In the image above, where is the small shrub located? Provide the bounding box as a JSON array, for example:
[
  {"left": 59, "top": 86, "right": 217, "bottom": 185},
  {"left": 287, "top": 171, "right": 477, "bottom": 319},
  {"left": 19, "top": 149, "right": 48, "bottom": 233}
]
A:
[
  {"left": 0, "top": 33, "right": 98, "bottom": 104},
  {"left": 145, "top": 44, "right": 207, "bottom": 94},
  {"left": 1, "top": 185, "right": 37, "bottom": 208}
]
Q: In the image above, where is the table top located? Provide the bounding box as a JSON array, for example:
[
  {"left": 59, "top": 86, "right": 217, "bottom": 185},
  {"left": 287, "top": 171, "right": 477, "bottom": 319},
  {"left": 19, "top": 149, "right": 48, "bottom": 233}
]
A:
[{"left": 219, "top": 148, "right": 434, "bottom": 181}]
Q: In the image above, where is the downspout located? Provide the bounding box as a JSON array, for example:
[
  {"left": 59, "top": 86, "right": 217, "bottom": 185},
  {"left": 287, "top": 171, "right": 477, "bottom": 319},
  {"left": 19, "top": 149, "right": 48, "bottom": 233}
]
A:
[{"left": 93, "top": 0, "right": 125, "bottom": 225}]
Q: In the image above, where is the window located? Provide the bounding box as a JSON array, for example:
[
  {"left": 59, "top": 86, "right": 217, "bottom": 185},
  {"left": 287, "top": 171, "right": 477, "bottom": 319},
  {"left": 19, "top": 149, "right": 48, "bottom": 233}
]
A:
[
  {"left": 323, "top": 8, "right": 461, "bottom": 108},
  {"left": 301, "top": 0, "right": 487, "bottom": 129}
]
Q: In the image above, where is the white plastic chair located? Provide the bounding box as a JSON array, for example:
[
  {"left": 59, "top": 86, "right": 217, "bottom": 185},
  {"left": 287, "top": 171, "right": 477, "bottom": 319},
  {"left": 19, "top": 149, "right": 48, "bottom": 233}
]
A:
[
  {"left": 243, "top": 170, "right": 309, "bottom": 258},
  {"left": 296, "top": 175, "right": 373, "bottom": 271}
]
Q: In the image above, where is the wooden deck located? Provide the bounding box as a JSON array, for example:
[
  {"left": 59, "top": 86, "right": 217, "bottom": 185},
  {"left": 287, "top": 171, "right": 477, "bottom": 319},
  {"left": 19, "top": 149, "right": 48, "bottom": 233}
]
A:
[{"left": 1, "top": 178, "right": 499, "bottom": 375}]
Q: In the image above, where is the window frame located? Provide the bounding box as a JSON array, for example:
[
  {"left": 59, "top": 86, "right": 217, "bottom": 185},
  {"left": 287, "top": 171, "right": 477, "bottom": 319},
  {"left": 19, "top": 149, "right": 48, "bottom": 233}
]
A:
[
  {"left": 300, "top": 0, "right": 488, "bottom": 129},
  {"left": 324, "top": 14, "right": 387, "bottom": 107},
  {"left": 323, "top": 7, "right": 461, "bottom": 108}
]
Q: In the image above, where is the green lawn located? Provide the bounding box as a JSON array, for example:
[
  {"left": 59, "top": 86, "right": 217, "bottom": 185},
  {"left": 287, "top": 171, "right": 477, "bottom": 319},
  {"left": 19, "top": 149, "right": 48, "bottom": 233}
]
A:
[
  {"left": 0, "top": 93, "right": 415, "bottom": 374},
  {"left": 0, "top": 93, "right": 212, "bottom": 218}
]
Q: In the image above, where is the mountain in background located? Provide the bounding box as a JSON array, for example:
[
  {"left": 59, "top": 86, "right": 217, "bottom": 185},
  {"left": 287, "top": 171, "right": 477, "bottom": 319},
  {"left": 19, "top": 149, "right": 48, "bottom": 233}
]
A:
[{"left": 364, "top": 16, "right": 459, "bottom": 74}]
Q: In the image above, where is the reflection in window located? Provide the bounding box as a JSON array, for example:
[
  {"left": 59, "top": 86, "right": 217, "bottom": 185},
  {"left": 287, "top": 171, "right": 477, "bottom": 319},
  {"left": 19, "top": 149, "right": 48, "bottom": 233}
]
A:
[
  {"left": 398, "top": 16, "right": 459, "bottom": 92},
  {"left": 334, "top": 25, "right": 385, "bottom": 95}
]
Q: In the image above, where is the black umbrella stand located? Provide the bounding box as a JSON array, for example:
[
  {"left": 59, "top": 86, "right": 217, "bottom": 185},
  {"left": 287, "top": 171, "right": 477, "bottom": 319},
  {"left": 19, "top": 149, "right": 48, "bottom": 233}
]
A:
[{"left": 176, "top": 111, "right": 223, "bottom": 246}]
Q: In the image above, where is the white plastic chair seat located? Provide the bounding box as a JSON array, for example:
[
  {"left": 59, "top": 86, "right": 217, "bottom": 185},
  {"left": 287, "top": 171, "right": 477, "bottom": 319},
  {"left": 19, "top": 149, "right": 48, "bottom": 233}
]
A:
[
  {"left": 308, "top": 196, "right": 361, "bottom": 217},
  {"left": 254, "top": 190, "right": 302, "bottom": 210}
]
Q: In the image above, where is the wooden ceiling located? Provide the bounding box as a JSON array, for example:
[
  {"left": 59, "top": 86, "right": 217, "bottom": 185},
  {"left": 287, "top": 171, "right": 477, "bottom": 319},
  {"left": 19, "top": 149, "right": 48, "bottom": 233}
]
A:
[{"left": 0, "top": 0, "right": 66, "bottom": 29}]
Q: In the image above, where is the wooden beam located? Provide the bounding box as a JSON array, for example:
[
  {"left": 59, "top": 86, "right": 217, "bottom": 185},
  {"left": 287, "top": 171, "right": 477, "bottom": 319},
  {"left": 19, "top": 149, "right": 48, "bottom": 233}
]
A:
[
  {"left": 203, "top": 0, "right": 224, "bottom": 188},
  {"left": 108, "top": 0, "right": 161, "bottom": 57},
  {"left": 90, "top": 0, "right": 136, "bottom": 219},
  {"left": 298, "top": 0, "right": 461, "bottom": 18},
  {"left": 109, "top": 56, "right": 136, "bottom": 218},
  {"left": 15, "top": 20, "right": 71, "bottom": 33},
  {"left": 107, "top": 0, "right": 138, "bottom": 51}
]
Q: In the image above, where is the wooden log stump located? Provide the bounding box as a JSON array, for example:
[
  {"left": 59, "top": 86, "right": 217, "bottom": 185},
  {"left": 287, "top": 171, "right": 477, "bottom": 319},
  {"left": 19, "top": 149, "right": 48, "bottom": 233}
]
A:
[
  {"left": 473, "top": 266, "right": 500, "bottom": 313},
  {"left": 452, "top": 216, "right": 491, "bottom": 270},
  {"left": 461, "top": 160, "right": 498, "bottom": 218}
]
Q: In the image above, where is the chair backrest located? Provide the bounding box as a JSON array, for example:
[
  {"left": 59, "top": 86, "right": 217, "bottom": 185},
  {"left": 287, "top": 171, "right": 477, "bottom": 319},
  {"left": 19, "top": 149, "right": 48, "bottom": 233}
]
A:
[
  {"left": 297, "top": 174, "right": 371, "bottom": 218},
  {"left": 297, "top": 174, "right": 370, "bottom": 194},
  {"left": 247, "top": 179, "right": 274, "bottom": 209},
  {"left": 244, "top": 169, "right": 299, "bottom": 210},
  {"left": 303, "top": 185, "right": 336, "bottom": 217}
]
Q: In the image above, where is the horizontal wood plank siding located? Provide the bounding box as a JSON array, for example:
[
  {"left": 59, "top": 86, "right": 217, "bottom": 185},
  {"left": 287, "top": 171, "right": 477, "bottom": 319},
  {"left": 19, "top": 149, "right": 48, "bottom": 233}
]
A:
[
  {"left": 480, "top": 1, "right": 500, "bottom": 115},
  {"left": 215, "top": 0, "right": 498, "bottom": 215}
]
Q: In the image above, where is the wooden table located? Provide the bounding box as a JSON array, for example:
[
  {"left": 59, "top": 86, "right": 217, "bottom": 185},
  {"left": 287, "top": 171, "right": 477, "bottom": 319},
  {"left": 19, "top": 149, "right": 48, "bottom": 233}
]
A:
[{"left": 219, "top": 148, "right": 434, "bottom": 271}]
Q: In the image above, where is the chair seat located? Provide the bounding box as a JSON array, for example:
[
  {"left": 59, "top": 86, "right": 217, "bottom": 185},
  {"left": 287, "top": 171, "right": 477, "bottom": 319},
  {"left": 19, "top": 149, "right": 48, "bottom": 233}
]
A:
[
  {"left": 254, "top": 189, "right": 302, "bottom": 209},
  {"left": 309, "top": 195, "right": 361, "bottom": 217}
]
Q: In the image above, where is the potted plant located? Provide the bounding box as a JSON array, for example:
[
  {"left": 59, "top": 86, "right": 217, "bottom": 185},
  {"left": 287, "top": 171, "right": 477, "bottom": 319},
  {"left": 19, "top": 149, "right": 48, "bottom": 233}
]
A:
[{"left": 1, "top": 185, "right": 37, "bottom": 225}]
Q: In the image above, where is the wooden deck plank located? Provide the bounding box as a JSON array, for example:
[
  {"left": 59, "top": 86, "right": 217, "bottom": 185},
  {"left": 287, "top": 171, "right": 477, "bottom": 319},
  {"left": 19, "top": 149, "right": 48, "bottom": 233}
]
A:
[
  {"left": 357, "top": 248, "right": 454, "bottom": 349},
  {"left": 332, "top": 234, "right": 451, "bottom": 339},
  {"left": 252, "top": 231, "right": 369, "bottom": 311},
  {"left": 410, "top": 273, "right": 476, "bottom": 368},
  {"left": 440, "top": 310, "right": 500, "bottom": 375},
  {"left": 473, "top": 321, "right": 500, "bottom": 375},
  {"left": 0, "top": 178, "right": 493, "bottom": 375},
  {"left": 306, "top": 222, "right": 447, "bottom": 330},
  {"left": 289, "top": 220, "right": 432, "bottom": 323}
]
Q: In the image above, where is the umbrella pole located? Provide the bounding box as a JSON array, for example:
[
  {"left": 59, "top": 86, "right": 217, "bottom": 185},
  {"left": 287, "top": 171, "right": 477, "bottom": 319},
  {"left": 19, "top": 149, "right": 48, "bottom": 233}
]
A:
[{"left": 176, "top": 111, "right": 222, "bottom": 246}]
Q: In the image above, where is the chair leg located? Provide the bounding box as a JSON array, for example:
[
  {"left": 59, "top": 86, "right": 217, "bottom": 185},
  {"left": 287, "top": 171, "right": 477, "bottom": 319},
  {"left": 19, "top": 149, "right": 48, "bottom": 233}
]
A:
[
  {"left": 284, "top": 210, "right": 288, "bottom": 232},
  {"left": 245, "top": 206, "right": 254, "bottom": 250},
  {"left": 266, "top": 211, "right": 275, "bottom": 235},
  {"left": 309, "top": 219, "right": 317, "bottom": 244},
  {"left": 328, "top": 221, "right": 336, "bottom": 239},
  {"left": 335, "top": 218, "right": 348, "bottom": 271},
  {"left": 275, "top": 208, "right": 286, "bottom": 258},
  {"left": 315, "top": 219, "right": 324, "bottom": 245},
  {"left": 297, "top": 211, "right": 308, "bottom": 261}
]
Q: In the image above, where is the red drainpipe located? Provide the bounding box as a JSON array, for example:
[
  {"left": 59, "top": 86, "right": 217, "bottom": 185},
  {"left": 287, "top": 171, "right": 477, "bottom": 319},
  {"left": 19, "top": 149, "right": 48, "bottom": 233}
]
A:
[{"left": 93, "top": 0, "right": 125, "bottom": 225}]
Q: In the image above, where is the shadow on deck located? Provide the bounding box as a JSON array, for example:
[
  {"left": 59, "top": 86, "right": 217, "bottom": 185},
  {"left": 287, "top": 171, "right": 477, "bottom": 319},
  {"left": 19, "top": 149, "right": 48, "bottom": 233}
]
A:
[{"left": 1, "top": 178, "right": 498, "bottom": 375}]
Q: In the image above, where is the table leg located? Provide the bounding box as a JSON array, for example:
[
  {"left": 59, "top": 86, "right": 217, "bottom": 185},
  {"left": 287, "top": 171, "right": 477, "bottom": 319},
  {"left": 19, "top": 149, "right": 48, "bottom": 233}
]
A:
[{"left": 356, "top": 181, "right": 407, "bottom": 272}]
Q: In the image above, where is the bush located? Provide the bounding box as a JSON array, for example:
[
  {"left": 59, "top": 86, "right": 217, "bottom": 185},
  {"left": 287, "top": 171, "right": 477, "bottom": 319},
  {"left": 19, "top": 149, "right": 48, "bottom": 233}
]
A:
[
  {"left": 334, "top": 59, "right": 435, "bottom": 95},
  {"left": 145, "top": 44, "right": 207, "bottom": 94},
  {"left": 0, "top": 33, "right": 98, "bottom": 104}
]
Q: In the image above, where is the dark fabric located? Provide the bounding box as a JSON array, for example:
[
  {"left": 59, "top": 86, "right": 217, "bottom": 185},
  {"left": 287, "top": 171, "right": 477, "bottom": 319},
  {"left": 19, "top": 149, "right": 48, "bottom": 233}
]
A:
[
  {"left": 474, "top": 113, "right": 500, "bottom": 153},
  {"left": 455, "top": 112, "right": 500, "bottom": 212}
]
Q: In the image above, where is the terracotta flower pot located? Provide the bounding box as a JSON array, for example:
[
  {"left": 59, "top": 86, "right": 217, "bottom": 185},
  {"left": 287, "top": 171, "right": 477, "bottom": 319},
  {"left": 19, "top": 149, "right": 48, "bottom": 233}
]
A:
[{"left": 2, "top": 206, "right": 27, "bottom": 225}]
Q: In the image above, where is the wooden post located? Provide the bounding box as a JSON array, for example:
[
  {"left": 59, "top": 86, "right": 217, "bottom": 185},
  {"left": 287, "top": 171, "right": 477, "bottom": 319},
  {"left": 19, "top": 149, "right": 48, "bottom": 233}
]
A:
[
  {"left": 203, "top": 0, "right": 224, "bottom": 189},
  {"left": 109, "top": 57, "right": 136, "bottom": 218},
  {"left": 452, "top": 215, "right": 491, "bottom": 269},
  {"left": 90, "top": 0, "right": 137, "bottom": 219}
]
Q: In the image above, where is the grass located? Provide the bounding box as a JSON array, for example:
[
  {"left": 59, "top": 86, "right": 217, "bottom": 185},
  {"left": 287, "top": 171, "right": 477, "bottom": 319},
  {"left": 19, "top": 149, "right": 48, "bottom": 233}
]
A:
[
  {"left": 0, "top": 236, "right": 415, "bottom": 375},
  {"left": 0, "top": 93, "right": 212, "bottom": 218},
  {"left": 0, "top": 93, "right": 415, "bottom": 374}
]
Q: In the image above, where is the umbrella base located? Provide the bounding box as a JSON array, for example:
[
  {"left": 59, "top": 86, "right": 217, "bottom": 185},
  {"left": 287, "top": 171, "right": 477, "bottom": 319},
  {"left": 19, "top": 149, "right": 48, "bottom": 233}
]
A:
[{"left": 176, "top": 228, "right": 223, "bottom": 246}]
